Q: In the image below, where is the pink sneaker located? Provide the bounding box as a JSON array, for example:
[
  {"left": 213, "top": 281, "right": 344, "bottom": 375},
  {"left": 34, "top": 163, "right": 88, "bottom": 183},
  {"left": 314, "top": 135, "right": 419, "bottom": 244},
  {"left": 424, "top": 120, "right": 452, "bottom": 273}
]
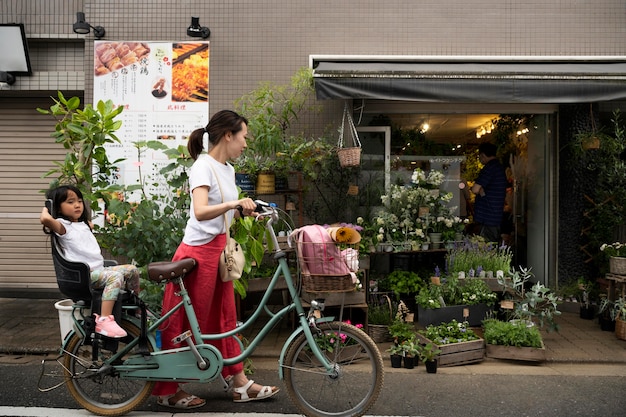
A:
[{"left": 95, "top": 314, "right": 127, "bottom": 338}]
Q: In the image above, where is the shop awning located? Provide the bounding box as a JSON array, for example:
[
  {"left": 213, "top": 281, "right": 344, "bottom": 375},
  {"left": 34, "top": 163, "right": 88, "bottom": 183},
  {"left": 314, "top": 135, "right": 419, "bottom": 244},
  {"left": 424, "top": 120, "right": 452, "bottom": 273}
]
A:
[{"left": 311, "top": 56, "right": 626, "bottom": 103}]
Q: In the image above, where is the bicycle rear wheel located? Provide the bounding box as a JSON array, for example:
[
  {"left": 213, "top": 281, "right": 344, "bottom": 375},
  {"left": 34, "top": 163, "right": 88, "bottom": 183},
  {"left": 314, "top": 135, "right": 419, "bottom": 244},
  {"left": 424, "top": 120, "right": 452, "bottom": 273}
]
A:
[
  {"left": 63, "top": 319, "right": 155, "bottom": 416},
  {"left": 283, "top": 321, "right": 384, "bottom": 417}
]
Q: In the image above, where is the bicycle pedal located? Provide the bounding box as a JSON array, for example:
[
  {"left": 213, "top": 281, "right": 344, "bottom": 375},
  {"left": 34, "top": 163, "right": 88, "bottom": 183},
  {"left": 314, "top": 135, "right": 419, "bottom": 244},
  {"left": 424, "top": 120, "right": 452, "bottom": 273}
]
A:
[{"left": 172, "top": 330, "right": 192, "bottom": 345}]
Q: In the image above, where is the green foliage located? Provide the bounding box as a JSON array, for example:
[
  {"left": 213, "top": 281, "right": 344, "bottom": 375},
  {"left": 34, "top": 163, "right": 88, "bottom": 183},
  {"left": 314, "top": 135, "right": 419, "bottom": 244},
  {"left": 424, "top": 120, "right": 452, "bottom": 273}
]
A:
[
  {"left": 446, "top": 235, "right": 513, "bottom": 274},
  {"left": 234, "top": 67, "right": 323, "bottom": 177},
  {"left": 459, "top": 278, "right": 499, "bottom": 306},
  {"left": 598, "top": 296, "right": 626, "bottom": 321},
  {"left": 415, "top": 274, "right": 498, "bottom": 309},
  {"left": 482, "top": 318, "right": 543, "bottom": 348},
  {"left": 95, "top": 141, "right": 191, "bottom": 266},
  {"left": 368, "top": 301, "right": 394, "bottom": 325},
  {"left": 37, "top": 91, "right": 124, "bottom": 211},
  {"left": 399, "top": 338, "right": 420, "bottom": 357},
  {"left": 498, "top": 266, "right": 561, "bottom": 331},
  {"left": 576, "top": 110, "right": 626, "bottom": 272},
  {"left": 418, "top": 319, "right": 479, "bottom": 345},
  {"left": 386, "top": 343, "right": 405, "bottom": 356},
  {"left": 387, "top": 319, "right": 416, "bottom": 344},
  {"left": 417, "top": 343, "right": 442, "bottom": 362},
  {"left": 386, "top": 270, "right": 425, "bottom": 296}
]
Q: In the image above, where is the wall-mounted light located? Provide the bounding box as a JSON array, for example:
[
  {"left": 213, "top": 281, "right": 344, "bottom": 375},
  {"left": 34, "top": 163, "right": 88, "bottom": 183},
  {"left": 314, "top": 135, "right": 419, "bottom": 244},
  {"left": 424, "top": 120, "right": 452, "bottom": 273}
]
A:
[
  {"left": 73, "top": 12, "right": 105, "bottom": 39},
  {"left": 0, "top": 71, "right": 15, "bottom": 85},
  {"left": 187, "top": 17, "right": 210, "bottom": 39}
]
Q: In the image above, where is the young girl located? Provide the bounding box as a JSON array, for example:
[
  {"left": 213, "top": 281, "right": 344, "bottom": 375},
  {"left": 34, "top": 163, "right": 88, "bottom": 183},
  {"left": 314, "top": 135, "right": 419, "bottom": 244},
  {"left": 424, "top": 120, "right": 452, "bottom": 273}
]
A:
[{"left": 40, "top": 185, "right": 140, "bottom": 338}]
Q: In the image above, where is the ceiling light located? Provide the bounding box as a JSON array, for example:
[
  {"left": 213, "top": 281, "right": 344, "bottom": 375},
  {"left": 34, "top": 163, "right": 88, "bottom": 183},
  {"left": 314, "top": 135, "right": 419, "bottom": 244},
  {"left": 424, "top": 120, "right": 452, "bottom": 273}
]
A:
[{"left": 73, "top": 12, "right": 105, "bottom": 39}]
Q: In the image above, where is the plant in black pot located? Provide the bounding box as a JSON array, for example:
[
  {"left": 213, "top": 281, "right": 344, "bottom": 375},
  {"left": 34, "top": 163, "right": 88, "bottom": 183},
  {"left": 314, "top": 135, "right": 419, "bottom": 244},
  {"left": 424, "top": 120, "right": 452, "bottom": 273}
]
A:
[
  {"left": 400, "top": 338, "right": 420, "bottom": 369},
  {"left": 386, "top": 343, "right": 404, "bottom": 369},
  {"left": 418, "top": 343, "right": 441, "bottom": 374},
  {"left": 598, "top": 297, "right": 618, "bottom": 332}
]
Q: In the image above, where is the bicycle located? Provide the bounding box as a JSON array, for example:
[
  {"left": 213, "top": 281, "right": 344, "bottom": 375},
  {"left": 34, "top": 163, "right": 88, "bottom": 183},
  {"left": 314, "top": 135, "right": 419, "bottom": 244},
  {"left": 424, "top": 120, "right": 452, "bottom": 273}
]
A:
[{"left": 39, "top": 201, "right": 384, "bottom": 417}]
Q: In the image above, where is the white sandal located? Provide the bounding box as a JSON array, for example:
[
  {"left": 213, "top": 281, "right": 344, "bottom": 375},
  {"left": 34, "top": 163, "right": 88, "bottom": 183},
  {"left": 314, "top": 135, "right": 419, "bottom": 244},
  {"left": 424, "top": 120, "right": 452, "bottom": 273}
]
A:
[
  {"left": 232, "top": 379, "right": 280, "bottom": 403},
  {"left": 157, "top": 392, "right": 206, "bottom": 409}
]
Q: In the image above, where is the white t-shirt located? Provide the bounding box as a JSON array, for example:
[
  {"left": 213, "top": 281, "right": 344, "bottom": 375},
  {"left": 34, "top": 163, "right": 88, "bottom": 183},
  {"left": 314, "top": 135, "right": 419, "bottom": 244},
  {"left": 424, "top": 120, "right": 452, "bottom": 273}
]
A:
[
  {"left": 183, "top": 154, "right": 238, "bottom": 246},
  {"left": 56, "top": 219, "right": 104, "bottom": 271}
]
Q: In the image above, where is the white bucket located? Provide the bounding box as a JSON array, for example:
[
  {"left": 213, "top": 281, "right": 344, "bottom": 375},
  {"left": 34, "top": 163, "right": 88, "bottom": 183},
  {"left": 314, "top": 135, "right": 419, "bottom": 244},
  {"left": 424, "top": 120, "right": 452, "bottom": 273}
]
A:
[{"left": 54, "top": 299, "right": 90, "bottom": 341}]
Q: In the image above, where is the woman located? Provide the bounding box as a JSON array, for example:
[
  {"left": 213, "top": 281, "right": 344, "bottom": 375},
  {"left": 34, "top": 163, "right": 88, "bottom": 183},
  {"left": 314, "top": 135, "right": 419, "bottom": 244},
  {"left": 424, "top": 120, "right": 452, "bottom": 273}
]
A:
[{"left": 153, "top": 110, "right": 279, "bottom": 409}]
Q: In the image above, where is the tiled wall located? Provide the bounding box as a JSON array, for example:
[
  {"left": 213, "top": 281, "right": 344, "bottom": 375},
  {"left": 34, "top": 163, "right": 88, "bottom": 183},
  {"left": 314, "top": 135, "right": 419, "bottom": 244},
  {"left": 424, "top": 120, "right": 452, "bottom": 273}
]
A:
[{"left": 2, "top": 0, "right": 626, "bottom": 107}]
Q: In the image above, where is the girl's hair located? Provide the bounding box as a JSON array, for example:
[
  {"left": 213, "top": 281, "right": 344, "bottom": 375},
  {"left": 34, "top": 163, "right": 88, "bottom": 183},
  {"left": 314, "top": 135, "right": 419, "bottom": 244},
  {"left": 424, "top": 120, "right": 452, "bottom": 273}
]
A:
[
  {"left": 187, "top": 109, "right": 248, "bottom": 160},
  {"left": 45, "top": 185, "right": 90, "bottom": 225}
]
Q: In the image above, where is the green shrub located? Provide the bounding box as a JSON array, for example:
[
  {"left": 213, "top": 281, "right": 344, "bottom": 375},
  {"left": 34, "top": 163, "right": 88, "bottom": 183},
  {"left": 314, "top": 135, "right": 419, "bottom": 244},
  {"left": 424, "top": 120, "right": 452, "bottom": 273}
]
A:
[{"left": 483, "top": 318, "right": 543, "bottom": 348}]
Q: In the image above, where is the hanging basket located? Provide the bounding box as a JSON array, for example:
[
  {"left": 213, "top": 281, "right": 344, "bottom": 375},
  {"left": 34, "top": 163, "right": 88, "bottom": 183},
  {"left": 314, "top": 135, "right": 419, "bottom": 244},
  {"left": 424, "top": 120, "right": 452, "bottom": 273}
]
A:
[
  {"left": 609, "top": 257, "right": 626, "bottom": 275},
  {"left": 337, "top": 103, "right": 362, "bottom": 167}
]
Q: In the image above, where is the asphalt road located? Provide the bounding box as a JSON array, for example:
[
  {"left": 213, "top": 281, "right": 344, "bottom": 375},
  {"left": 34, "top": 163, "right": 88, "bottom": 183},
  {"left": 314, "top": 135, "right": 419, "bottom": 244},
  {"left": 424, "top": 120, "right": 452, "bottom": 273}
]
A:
[{"left": 1, "top": 356, "right": 626, "bottom": 417}]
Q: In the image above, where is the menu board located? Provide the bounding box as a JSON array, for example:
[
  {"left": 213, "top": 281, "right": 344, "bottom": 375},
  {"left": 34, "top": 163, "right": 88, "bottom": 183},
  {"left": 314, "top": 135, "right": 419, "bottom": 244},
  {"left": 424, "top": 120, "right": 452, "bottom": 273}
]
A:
[{"left": 93, "top": 41, "right": 210, "bottom": 200}]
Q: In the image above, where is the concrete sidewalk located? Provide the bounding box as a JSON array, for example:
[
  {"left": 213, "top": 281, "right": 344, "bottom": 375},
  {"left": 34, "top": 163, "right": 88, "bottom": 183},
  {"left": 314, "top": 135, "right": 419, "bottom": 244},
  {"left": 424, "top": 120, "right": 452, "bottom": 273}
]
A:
[{"left": 1, "top": 297, "right": 626, "bottom": 374}]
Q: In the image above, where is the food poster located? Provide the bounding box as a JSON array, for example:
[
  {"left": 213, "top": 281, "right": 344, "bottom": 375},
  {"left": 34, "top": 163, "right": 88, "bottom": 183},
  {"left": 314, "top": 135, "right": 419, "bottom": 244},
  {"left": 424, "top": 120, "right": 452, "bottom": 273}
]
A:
[{"left": 93, "top": 41, "right": 210, "bottom": 200}]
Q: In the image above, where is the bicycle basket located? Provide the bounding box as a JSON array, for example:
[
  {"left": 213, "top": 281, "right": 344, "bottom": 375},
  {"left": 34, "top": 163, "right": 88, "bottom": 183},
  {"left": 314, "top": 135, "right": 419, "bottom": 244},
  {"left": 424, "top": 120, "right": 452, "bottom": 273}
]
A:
[{"left": 292, "top": 225, "right": 359, "bottom": 293}]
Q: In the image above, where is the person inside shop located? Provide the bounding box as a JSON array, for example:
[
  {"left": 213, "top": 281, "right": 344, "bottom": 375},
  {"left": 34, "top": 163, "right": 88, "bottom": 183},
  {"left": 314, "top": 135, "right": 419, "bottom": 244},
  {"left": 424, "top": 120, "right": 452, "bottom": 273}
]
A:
[
  {"left": 152, "top": 110, "right": 279, "bottom": 410},
  {"left": 500, "top": 167, "right": 515, "bottom": 246},
  {"left": 470, "top": 142, "right": 508, "bottom": 243}
]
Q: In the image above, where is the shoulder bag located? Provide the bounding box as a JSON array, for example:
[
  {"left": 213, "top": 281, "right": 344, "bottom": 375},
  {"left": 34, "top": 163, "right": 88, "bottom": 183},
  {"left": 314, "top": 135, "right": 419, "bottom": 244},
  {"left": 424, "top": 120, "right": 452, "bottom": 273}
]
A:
[{"left": 210, "top": 164, "right": 245, "bottom": 282}]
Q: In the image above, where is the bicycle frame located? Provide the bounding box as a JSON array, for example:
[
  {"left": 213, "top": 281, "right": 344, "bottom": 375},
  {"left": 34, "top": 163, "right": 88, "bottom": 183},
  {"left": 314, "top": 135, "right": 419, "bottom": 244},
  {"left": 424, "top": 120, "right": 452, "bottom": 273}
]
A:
[{"left": 61, "top": 207, "right": 337, "bottom": 384}]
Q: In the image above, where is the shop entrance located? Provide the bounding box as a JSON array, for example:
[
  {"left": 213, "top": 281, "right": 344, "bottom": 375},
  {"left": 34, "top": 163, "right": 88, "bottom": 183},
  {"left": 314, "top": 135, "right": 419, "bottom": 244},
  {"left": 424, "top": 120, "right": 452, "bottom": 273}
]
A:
[{"left": 355, "top": 109, "right": 556, "bottom": 285}]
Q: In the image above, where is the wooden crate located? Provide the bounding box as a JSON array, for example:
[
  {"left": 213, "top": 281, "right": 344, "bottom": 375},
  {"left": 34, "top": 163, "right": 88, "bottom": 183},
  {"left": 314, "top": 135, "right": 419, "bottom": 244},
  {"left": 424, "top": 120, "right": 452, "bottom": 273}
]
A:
[
  {"left": 416, "top": 333, "right": 485, "bottom": 367},
  {"left": 485, "top": 342, "right": 546, "bottom": 362}
]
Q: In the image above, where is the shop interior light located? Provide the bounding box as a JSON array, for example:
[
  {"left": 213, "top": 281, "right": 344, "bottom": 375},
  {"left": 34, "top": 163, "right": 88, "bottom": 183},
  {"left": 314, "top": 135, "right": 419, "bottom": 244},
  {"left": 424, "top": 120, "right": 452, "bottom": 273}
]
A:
[
  {"left": 73, "top": 12, "right": 105, "bottom": 39},
  {"left": 187, "top": 17, "right": 210, "bottom": 39}
]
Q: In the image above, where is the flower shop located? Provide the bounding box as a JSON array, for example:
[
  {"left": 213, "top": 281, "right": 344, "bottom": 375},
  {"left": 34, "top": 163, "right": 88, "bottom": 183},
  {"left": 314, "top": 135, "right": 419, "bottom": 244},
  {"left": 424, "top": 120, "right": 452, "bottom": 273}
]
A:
[{"left": 356, "top": 164, "right": 564, "bottom": 370}]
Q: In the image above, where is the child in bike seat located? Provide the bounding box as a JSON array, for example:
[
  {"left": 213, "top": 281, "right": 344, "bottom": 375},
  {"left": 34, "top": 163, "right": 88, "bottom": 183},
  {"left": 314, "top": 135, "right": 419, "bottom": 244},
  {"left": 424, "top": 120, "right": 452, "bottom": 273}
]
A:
[{"left": 40, "top": 185, "right": 140, "bottom": 338}]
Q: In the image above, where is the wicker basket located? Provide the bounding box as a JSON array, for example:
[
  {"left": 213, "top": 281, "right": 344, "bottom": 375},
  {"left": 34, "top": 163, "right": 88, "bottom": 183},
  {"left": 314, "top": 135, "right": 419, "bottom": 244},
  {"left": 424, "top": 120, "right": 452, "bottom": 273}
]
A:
[
  {"left": 337, "top": 103, "right": 362, "bottom": 168},
  {"left": 609, "top": 257, "right": 626, "bottom": 275},
  {"left": 367, "top": 294, "right": 393, "bottom": 342},
  {"left": 301, "top": 273, "right": 354, "bottom": 293},
  {"left": 337, "top": 147, "right": 362, "bottom": 168},
  {"left": 367, "top": 324, "right": 391, "bottom": 343},
  {"left": 616, "top": 316, "right": 626, "bottom": 341}
]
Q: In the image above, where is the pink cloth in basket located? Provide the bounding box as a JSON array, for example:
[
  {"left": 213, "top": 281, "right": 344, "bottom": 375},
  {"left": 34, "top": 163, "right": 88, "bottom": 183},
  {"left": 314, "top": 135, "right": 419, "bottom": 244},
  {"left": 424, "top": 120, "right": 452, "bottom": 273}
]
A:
[{"left": 292, "top": 225, "right": 352, "bottom": 277}]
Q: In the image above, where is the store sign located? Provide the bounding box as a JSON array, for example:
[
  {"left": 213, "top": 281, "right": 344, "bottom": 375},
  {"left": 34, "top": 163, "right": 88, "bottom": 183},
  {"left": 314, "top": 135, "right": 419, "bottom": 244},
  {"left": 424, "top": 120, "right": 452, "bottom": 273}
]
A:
[{"left": 93, "top": 41, "right": 210, "bottom": 199}]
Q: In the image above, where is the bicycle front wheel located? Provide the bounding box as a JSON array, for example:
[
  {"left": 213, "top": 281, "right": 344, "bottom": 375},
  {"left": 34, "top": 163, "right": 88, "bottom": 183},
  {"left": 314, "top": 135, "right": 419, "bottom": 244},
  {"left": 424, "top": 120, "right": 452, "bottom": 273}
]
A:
[
  {"left": 283, "top": 321, "right": 384, "bottom": 417},
  {"left": 63, "top": 319, "right": 155, "bottom": 416}
]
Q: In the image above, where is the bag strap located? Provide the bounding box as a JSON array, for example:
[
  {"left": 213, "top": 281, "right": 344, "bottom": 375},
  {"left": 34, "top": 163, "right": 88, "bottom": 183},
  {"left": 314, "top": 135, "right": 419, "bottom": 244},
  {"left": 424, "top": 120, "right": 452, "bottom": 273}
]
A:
[
  {"left": 208, "top": 162, "right": 233, "bottom": 253},
  {"left": 338, "top": 102, "right": 362, "bottom": 149}
]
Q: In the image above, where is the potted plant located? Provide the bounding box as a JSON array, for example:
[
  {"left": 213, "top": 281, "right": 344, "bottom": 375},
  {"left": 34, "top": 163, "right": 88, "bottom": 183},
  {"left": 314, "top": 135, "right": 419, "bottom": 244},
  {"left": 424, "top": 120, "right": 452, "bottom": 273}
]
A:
[
  {"left": 367, "top": 296, "right": 394, "bottom": 343},
  {"left": 598, "top": 297, "right": 618, "bottom": 332},
  {"left": 614, "top": 297, "right": 626, "bottom": 341},
  {"left": 386, "top": 343, "right": 404, "bottom": 368},
  {"left": 482, "top": 318, "right": 546, "bottom": 362},
  {"left": 234, "top": 67, "right": 319, "bottom": 185},
  {"left": 600, "top": 242, "right": 626, "bottom": 275},
  {"left": 388, "top": 318, "right": 415, "bottom": 345},
  {"left": 387, "top": 270, "right": 425, "bottom": 302},
  {"left": 418, "top": 343, "right": 442, "bottom": 373},
  {"left": 400, "top": 338, "right": 420, "bottom": 369},
  {"left": 415, "top": 275, "right": 497, "bottom": 327},
  {"left": 446, "top": 236, "right": 513, "bottom": 285},
  {"left": 497, "top": 266, "right": 561, "bottom": 332}
]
